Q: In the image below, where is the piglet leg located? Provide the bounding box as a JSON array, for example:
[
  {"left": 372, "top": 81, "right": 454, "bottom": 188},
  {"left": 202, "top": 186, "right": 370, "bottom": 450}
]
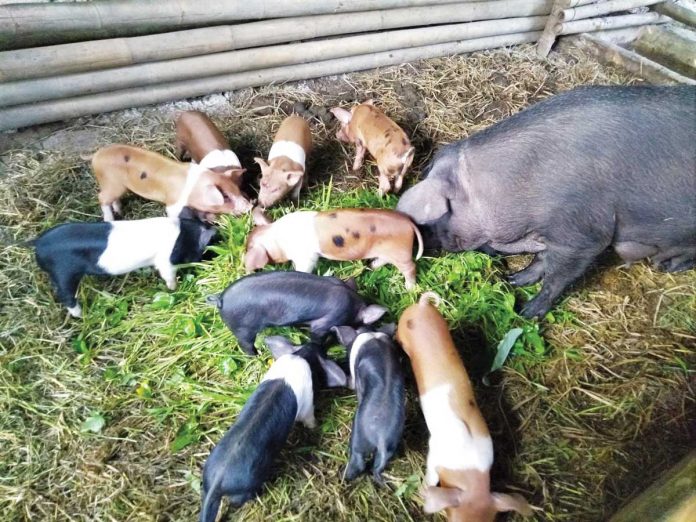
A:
[
  {"left": 393, "top": 259, "right": 417, "bottom": 290},
  {"left": 155, "top": 258, "right": 177, "bottom": 290},
  {"left": 290, "top": 179, "right": 302, "bottom": 203},
  {"left": 50, "top": 271, "right": 83, "bottom": 318},
  {"left": 293, "top": 253, "right": 319, "bottom": 273},
  {"left": 352, "top": 142, "right": 366, "bottom": 171},
  {"left": 508, "top": 253, "right": 545, "bottom": 287},
  {"left": 377, "top": 169, "right": 392, "bottom": 197}
]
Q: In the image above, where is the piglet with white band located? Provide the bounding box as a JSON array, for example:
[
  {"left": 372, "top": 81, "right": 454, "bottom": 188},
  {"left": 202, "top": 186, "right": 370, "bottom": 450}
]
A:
[
  {"left": 31, "top": 215, "right": 216, "bottom": 318},
  {"left": 199, "top": 335, "right": 346, "bottom": 522},
  {"left": 332, "top": 324, "right": 405, "bottom": 482},
  {"left": 331, "top": 100, "right": 414, "bottom": 196},
  {"left": 91, "top": 144, "right": 252, "bottom": 221},
  {"left": 396, "top": 293, "right": 532, "bottom": 521},
  {"left": 254, "top": 115, "right": 312, "bottom": 208},
  {"left": 245, "top": 208, "right": 423, "bottom": 288}
]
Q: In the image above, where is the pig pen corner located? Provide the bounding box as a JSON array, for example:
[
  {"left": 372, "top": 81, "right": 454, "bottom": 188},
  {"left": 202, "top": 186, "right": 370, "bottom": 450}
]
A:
[{"left": 1, "top": 5, "right": 696, "bottom": 522}]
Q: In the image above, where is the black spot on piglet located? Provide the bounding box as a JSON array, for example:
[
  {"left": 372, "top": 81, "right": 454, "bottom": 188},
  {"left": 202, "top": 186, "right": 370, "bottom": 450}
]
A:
[
  {"left": 332, "top": 235, "right": 345, "bottom": 247},
  {"left": 124, "top": 155, "right": 130, "bottom": 162},
  {"left": 370, "top": 225, "right": 376, "bottom": 232},
  {"left": 406, "top": 319, "right": 414, "bottom": 329},
  {"left": 328, "top": 212, "right": 337, "bottom": 219},
  {"left": 140, "top": 171, "right": 147, "bottom": 179},
  {"left": 352, "top": 231, "right": 360, "bottom": 239}
]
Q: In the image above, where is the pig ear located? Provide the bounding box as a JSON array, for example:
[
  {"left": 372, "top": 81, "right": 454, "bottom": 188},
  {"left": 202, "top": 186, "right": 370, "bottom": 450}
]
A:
[
  {"left": 244, "top": 245, "right": 269, "bottom": 273},
  {"left": 330, "top": 107, "right": 352, "bottom": 125},
  {"left": 358, "top": 304, "right": 387, "bottom": 325},
  {"left": 363, "top": 99, "right": 375, "bottom": 106},
  {"left": 202, "top": 184, "right": 225, "bottom": 207},
  {"left": 331, "top": 326, "right": 358, "bottom": 347},
  {"left": 265, "top": 336, "right": 297, "bottom": 359},
  {"left": 343, "top": 277, "right": 357, "bottom": 291},
  {"left": 423, "top": 486, "right": 462, "bottom": 513},
  {"left": 377, "top": 323, "right": 396, "bottom": 337},
  {"left": 396, "top": 178, "right": 450, "bottom": 224},
  {"left": 492, "top": 492, "right": 533, "bottom": 516},
  {"left": 224, "top": 167, "right": 246, "bottom": 178},
  {"left": 285, "top": 170, "right": 303, "bottom": 187},
  {"left": 254, "top": 157, "right": 269, "bottom": 172},
  {"left": 252, "top": 206, "right": 272, "bottom": 226},
  {"left": 318, "top": 356, "right": 347, "bottom": 388}
]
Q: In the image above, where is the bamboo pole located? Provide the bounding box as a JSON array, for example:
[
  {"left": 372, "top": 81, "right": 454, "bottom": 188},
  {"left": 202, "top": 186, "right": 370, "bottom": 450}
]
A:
[
  {"left": 633, "top": 26, "right": 696, "bottom": 78},
  {"left": 559, "top": 12, "right": 668, "bottom": 33},
  {"left": 575, "top": 32, "right": 696, "bottom": 84},
  {"left": 0, "top": 17, "right": 549, "bottom": 107},
  {"left": 654, "top": 1, "right": 696, "bottom": 27},
  {"left": 0, "top": 31, "right": 541, "bottom": 132},
  {"left": 0, "top": 0, "right": 478, "bottom": 50},
  {"left": 0, "top": 0, "right": 553, "bottom": 80},
  {"left": 561, "top": 0, "right": 663, "bottom": 21}
]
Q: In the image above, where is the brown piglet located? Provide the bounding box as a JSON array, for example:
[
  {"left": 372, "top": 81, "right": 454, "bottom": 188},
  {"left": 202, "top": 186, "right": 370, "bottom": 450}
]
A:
[
  {"left": 92, "top": 144, "right": 252, "bottom": 221},
  {"left": 396, "top": 292, "right": 532, "bottom": 522},
  {"left": 174, "top": 110, "right": 246, "bottom": 181},
  {"left": 244, "top": 208, "right": 423, "bottom": 288},
  {"left": 254, "top": 115, "right": 312, "bottom": 208},
  {"left": 331, "top": 100, "right": 414, "bottom": 196}
]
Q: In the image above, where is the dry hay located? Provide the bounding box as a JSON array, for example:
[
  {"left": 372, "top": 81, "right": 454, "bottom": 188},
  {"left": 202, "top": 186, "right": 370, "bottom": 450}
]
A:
[{"left": 0, "top": 44, "right": 694, "bottom": 522}]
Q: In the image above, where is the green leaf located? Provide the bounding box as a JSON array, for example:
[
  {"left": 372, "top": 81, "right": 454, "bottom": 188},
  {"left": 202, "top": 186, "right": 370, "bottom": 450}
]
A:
[
  {"left": 172, "top": 419, "right": 200, "bottom": 452},
  {"left": 483, "top": 327, "right": 524, "bottom": 386},
  {"left": 151, "top": 292, "right": 175, "bottom": 310},
  {"left": 81, "top": 413, "right": 106, "bottom": 433},
  {"left": 394, "top": 474, "right": 420, "bottom": 499}
]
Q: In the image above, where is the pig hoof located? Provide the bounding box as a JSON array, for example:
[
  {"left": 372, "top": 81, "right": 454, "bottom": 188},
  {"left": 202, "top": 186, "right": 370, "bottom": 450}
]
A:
[
  {"left": 508, "top": 271, "right": 540, "bottom": 287},
  {"left": 67, "top": 304, "right": 82, "bottom": 318},
  {"left": 520, "top": 297, "right": 550, "bottom": 319},
  {"left": 166, "top": 280, "right": 177, "bottom": 291}
]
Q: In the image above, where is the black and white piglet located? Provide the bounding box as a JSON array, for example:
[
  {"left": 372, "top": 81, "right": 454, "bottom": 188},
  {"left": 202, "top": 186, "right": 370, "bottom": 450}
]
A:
[
  {"left": 199, "top": 335, "right": 346, "bottom": 522},
  {"left": 206, "top": 271, "right": 387, "bottom": 355},
  {"left": 332, "top": 324, "right": 405, "bottom": 481},
  {"left": 32, "top": 212, "right": 215, "bottom": 317}
]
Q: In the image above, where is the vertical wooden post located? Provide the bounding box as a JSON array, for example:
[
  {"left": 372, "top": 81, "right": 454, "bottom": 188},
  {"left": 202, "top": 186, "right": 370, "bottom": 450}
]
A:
[{"left": 537, "top": 0, "right": 569, "bottom": 57}]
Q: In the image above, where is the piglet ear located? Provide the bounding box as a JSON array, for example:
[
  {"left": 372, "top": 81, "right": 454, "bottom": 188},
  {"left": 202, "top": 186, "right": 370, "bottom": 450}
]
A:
[
  {"left": 285, "top": 170, "right": 303, "bottom": 187},
  {"left": 224, "top": 167, "right": 246, "bottom": 178},
  {"left": 319, "top": 357, "right": 347, "bottom": 388},
  {"left": 202, "top": 184, "right": 225, "bottom": 206},
  {"left": 423, "top": 486, "right": 462, "bottom": 513},
  {"left": 244, "top": 245, "right": 269, "bottom": 273},
  {"left": 252, "top": 206, "right": 272, "bottom": 226},
  {"left": 343, "top": 277, "right": 357, "bottom": 291},
  {"left": 330, "top": 107, "right": 352, "bottom": 125},
  {"left": 264, "top": 336, "right": 297, "bottom": 359},
  {"left": 363, "top": 99, "right": 375, "bottom": 106},
  {"left": 492, "top": 492, "right": 532, "bottom": 516},
  {"left": 377, "top": 323, "right": 396, "bottom": 337},
  {"left": 254, "top": 157, "right": 269, "bottom": 171},
  {"left": 359, "top": 304, "right": 387, "bottom": 325},
  {"left": 331, "top": 326, "right": 357, "bottom": 347}
]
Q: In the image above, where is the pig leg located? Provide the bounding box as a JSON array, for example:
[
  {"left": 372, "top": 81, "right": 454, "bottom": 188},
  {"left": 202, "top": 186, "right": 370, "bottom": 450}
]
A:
[
  {"left": 98, "top": 187, "right": 126, "bottom": 222},
  {"left": 111, "top": 199, "right": 122, "bottom": 217},
  {"left": 50, "top": 270, "right": 83, "bottom": 318},
  {"left": 657, "top": 253, "right": 695, "bottom": 273},
  {"left": 520, "top": 245, "right": 601, "bottom": 318},
  {"left": 392, "top": 258, "right": 417, "bottom": 290},
  {"left": 154, "top": 257, "right": 177, "bottom": 290},
  {"left": 291, "top": 179, "right": 302, "bottom": 203},
  {"left": 377, "top": 169, "right": 392, "bottom": 197},
  {"left": 232, "top": 326, "right": 258, "bottom": 356},
  {"left": 345, "top": 425, "right": 368, "bottom": 480},
  {"left": 292, "top": 253, "right": 319, "bottom": 273},
  {"left": 299, "top": 407, "right": 317, "bottom": 429},
  {"left": 352, "top": 141, "right": 366, "bottom": 171},
  {"left": 371, "top": 258, "right": 389, "bottom": 269},
  {"left": 508, "top": 253, "right": 545, "bottom": 287},
  {"left": 372, "top": 443, "right": 396, "bottom": 483}
]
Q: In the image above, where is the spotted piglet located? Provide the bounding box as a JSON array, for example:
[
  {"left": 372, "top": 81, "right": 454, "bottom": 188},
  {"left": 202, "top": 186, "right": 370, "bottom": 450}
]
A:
[
  {"left": 332, "top": 324, "right": 405, "bottom": 482},
  {"left": 174, "top": 110, "right": 246, "bottom": 184},
  {"left": 244, "top": 208, "right": 423, "bottom": 288},
  {"left": 396, "top": 293, "right": 532, "bottom": 521},
  {"left": 254, "top": 115, "right": 312, "bottom": 208},
  {"left": 199, "top": 336, "right": 346, "bottom": 522},
  {"left": 331, "top": 100, "right": 414, "bottom": 195},
  {"left": 92, "top": 144, "right": 252, "bottom": 221}
]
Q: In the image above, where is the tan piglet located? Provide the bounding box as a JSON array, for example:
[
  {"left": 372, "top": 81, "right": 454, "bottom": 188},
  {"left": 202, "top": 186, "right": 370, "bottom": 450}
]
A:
[
  {"left": 331, "top": 100, "right": 414, "bottom": 196},
  {"left": 396, "top": 293, "right": 532, "bottom": 522}
]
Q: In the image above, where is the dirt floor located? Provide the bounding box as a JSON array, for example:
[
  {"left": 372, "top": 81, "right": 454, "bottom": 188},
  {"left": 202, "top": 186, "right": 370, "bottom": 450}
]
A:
[{"left": 1, "top": 43, "right": 694, "bottom": 522}]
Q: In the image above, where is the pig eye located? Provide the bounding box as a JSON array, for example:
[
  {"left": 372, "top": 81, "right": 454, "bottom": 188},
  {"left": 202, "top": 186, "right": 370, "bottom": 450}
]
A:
[{"left": 286, "top": 173, "right": 293, "bottom": 181}]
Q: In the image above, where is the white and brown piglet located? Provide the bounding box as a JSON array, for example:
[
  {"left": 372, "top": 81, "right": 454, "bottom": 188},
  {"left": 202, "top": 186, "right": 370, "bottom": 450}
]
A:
[
  {"left": 254, "top": 115, "right": 312, "bottom": 208},
  {"left": 396, "top": 293, "right": 532, "bottom": 522},
  {"left": 174, "top": 110, "right": 246, "bottom": 182},
  {"left": 244, "top": 208, "right": 423, "bottom": 288},
  {"left": 331, "top": 100, "right": 414, "bottom": 196},
  {"left": 92, "top": 144, "right": 252, "bottom": 221}
]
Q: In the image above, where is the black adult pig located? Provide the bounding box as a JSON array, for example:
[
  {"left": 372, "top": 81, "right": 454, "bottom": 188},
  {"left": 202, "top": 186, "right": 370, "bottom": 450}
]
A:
[
  {"left": 206, "top": 271, "right": 387, "bottom": 355},
  {"left": 396, "top": 85, "right": 696, "bottom": 318}
]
